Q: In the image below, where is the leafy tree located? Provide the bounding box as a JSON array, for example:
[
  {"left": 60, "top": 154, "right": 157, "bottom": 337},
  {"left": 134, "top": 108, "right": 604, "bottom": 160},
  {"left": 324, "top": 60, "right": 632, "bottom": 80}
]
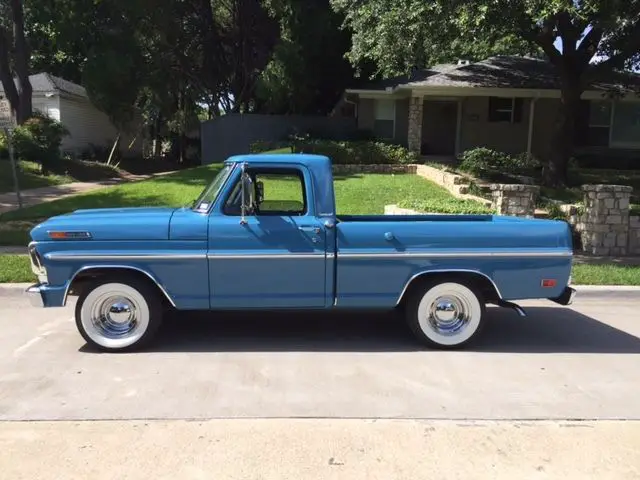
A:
[
  {"left": 256, "top": 0, "right": 355, "bottom": 114},
  {"left": 0, "top": 0, "right": 32, "bottom": 124},
  {"left": 332, "top": 0, "right": 640, "bottom": 186}
]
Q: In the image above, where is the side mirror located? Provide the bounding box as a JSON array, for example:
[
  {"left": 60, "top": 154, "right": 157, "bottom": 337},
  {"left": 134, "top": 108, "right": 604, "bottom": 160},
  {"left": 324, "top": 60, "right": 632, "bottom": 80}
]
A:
[
  {"left": 256, "top": 181, "right": 264, "bottom": 204},
  {"left": 240, "top": 165, "right": 254, "bottom": 224}
]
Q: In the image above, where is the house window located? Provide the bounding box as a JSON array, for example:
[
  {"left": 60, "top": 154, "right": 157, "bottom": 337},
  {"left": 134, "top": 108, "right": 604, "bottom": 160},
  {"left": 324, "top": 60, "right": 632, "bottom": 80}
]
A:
[
  {"left": 488, "top": 97, "right": 523, "bottom": 123},
  {"left": 373, "top": 99, "right": 395, "bottom": 139},
  {"left": 611, "top": 102, "right": 640, "bottom": 147},
  {"left": 587, "top": 100, "right": 612, "bottom": 147}
]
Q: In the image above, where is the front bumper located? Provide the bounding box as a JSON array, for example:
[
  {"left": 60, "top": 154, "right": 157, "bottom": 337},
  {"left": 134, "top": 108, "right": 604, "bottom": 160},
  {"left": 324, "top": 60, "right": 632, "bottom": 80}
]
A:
[
  {"left": 25, "top": 283, "right": 46, "bottom": 307},
  {"left": 549, "top": 286, "right": 577, "bottom": 306},
  {"left": 25, "top": 283, "right": 67, "bottom": 308}
]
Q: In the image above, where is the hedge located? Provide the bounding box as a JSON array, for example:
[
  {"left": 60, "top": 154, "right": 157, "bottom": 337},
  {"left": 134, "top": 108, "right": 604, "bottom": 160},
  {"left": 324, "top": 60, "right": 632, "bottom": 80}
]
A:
[{"left": 251, "top": 139, "right": 419, "bottom": 165}]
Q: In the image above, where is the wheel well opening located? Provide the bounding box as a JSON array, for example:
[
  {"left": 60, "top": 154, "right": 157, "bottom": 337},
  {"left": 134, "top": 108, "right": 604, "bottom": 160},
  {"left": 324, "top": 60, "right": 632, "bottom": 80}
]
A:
[
  {"left": 398, "top": 271, "right": 501, "bottom": 306},
  {"left": 67, "top": 267, "right": 174, "bottom": 308}
]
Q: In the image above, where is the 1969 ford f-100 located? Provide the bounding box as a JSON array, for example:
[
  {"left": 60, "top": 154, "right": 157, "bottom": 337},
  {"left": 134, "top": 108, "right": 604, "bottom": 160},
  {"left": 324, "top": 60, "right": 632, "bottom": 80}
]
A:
[{"left": 25, "top": 153, "right": 575, "bottom": 352}]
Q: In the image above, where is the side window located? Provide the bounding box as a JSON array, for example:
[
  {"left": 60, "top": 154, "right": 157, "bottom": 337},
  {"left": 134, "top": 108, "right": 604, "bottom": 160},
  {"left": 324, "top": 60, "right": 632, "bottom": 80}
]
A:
[{"left": 223, "top": 168, "right": 307, "bottom": 216}]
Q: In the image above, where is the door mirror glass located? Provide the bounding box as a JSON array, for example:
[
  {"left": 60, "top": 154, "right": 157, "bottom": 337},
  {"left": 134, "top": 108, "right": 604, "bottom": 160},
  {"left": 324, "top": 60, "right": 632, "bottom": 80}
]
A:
[
  {"left": 240, "top": 169, "right": 255, "bottom": 223},
  {"left": 256, "top": 181, "right": 264, "bottom": 205}
]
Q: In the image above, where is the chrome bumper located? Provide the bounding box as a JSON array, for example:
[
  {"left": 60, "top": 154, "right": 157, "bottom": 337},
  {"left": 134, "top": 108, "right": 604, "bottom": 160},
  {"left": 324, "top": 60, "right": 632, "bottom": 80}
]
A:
[
  {"left": 550, "top": 286, "right": 576, "bottom": 306},
  {"left": 25, "top": 283, "right": 46, "bottom": 308}
]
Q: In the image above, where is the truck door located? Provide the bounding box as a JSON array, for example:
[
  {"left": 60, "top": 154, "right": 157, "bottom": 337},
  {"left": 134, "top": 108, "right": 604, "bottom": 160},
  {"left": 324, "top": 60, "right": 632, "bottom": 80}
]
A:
[{"left": 208, "top": 165, "right": 328, "bottom": 309}]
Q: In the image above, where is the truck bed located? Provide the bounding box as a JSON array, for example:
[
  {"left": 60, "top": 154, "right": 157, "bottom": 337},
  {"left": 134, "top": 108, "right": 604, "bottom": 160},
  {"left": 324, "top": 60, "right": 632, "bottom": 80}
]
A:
[{"left": 337, "top": 214, "right": 494, "bottom": 222}]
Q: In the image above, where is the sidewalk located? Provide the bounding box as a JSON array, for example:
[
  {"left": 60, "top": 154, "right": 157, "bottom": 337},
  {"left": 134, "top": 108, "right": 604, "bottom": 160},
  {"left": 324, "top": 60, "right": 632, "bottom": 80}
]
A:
[
  {"left": 0, "top": 179, "right": 122, "bottom": 215},
  {"left": 0, "top": 170, "right": 177, "bottom": 215},
  {"left": 1, "top": 419, "right": 639, "bottom": 480}
]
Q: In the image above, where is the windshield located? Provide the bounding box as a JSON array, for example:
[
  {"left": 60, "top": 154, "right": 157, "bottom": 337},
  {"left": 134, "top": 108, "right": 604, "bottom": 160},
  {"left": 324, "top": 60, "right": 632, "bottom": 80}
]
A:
[{"left": 191, "top": 164, "right": 235, "bottom": 212}]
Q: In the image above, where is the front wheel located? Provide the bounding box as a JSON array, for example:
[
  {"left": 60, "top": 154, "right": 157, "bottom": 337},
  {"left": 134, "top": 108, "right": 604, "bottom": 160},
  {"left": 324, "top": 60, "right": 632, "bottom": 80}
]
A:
[
  {"left": 405, "top": 280, "right": 486, "bottom": 349},
  {"left": 75, "top": 275, "right": 164, "bottom": 352}
]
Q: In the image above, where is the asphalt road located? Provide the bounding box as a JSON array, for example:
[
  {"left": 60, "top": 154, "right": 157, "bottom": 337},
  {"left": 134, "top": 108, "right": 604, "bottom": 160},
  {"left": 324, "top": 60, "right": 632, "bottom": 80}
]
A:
[{"left": 1, "top": 287, "right": 639, "bottom": 422}]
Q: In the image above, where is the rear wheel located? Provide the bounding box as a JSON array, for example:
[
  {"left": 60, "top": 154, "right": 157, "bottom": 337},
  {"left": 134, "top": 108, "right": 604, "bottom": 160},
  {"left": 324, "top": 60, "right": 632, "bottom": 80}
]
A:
[
  {"left": 75, "top": 275, "right": 164, "bottom": 352},
  {"left": 405, "top": 279, "right": 486, "bottom": 349}
]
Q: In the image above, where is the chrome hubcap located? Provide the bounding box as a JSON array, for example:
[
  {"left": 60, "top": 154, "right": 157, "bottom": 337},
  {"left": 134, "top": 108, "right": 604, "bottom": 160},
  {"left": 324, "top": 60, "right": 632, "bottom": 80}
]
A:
[
  {"left": 428, "top": 295, "right": 470, "bottom": 335},
  {"left": 91, "top": 295, "right": 139, "bottom": 339}
]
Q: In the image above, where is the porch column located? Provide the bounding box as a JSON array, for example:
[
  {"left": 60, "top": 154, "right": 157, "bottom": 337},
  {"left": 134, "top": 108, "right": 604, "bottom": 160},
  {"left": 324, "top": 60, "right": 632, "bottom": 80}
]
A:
[
  {"left": 455, "top": 99, "right": 463, "bottom": 157},
  {"left": 526, "top": 97, "right": 538, "bottom": 154},
  {"left": 407, "top": 97, "right": 423, "bottom": 154}
]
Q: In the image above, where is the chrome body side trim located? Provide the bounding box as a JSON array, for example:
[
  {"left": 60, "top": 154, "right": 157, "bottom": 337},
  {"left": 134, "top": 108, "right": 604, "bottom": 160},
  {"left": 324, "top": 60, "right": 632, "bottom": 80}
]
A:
[
  {"left": 44, "top": 249, "right": 571, "bottom": 262},
  {"left": 46, "top": 253, "right": 205, "bottom": 261},
  {"left": 395, "top": 269, "right": 504, "bottom": 306},
  {"left": 63, "top": 265, "right": 177, "bottom": 308},
  {"left": 341, "top": 250, "right": 573, "bottom": 259},
  {"left": 207, "top": 253, "right": 325, "bottom": 260}
]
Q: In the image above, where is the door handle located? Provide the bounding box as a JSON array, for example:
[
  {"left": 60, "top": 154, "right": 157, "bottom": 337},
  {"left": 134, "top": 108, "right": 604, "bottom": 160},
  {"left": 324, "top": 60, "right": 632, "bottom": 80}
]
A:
[{"left": 298, "top": 226, "right": 321, "bottom": 234}]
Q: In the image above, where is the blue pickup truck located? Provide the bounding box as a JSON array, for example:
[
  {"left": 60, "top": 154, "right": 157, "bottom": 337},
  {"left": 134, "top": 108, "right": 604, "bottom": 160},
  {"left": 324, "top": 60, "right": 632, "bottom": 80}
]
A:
[{"left": 26, "top": 153, "right": 575, "bottom": 352}]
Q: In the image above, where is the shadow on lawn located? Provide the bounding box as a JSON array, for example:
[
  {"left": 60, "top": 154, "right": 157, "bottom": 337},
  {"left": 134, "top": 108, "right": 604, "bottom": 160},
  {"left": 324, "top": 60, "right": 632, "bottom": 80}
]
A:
[{"left": 79, "top": 306, "right": 640, "bottom": 355}]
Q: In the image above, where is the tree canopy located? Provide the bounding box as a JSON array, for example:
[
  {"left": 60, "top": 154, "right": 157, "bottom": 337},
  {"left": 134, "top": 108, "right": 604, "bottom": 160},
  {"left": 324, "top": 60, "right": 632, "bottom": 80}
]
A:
[
  {"left": 332, "top": 0, "right": 640, "bottom": 185},
  {"left": 11, "top": 0, "right": 357, "bottom": 161}
]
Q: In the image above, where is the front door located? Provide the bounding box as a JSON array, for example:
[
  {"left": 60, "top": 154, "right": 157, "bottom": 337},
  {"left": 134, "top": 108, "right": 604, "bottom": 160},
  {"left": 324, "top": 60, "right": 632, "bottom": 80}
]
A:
[
  {"left": 208, "top": 166, "right": 328, "bottom": 309},
  {"left": 422, "top": 100, "right": 458, "bottom": 155}
]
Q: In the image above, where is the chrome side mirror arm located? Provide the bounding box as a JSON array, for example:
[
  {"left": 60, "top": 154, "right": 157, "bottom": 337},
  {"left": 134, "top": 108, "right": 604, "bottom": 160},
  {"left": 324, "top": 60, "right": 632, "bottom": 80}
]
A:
[{"left": 240, "top": 162, "right": 248, "bottom": 225}]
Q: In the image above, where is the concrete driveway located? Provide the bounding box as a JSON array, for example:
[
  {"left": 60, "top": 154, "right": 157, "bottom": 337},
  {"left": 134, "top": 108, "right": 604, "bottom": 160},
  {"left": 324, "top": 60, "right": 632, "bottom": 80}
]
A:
[
  {"left": 1, "top": 287, "right": 639, "bottom": 422},
  {"left": 2, "top": 287, "right": 640, "bottom": 479}
]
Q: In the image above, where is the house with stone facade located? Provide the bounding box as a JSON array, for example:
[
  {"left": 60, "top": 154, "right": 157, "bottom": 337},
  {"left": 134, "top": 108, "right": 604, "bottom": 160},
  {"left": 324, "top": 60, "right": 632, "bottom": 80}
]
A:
[{"left": 338, "top": 55, "right": 640, "bottom": 162}]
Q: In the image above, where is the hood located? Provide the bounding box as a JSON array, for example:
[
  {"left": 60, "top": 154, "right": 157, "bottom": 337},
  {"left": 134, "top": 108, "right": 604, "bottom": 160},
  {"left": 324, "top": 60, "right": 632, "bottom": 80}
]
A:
[{"left": 30, "top": 207, "right": 177, "bottom": 242}]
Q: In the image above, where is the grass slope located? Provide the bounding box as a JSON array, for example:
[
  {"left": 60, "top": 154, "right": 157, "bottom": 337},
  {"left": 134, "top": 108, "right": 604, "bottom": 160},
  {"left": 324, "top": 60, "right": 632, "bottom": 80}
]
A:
[
  {"left": 0, "top": 158, "right": 122, "bottom": 194},
  {"left": 0, "top": 165, "right": 488, "bottom": 245}
]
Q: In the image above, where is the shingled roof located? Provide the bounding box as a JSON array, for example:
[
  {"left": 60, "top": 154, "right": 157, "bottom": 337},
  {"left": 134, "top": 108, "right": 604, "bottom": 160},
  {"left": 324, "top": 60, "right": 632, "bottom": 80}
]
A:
[
  {"left": 352, "top": 55, "right": 640, "bottom": 93},
  {"left": 0, "top": 72, "right": 87, "bottom": 98}
]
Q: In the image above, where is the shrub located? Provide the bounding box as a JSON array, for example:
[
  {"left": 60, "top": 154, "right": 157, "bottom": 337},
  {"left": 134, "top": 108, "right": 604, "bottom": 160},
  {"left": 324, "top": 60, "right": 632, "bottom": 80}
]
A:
[
  {"left": 249, "top": 139, "right": 418, "bottom": 165},
  {"left": 0, "top": 130, "right": 8, "bottom": 159},
  {"left": 295, "top": 139, "right": 418, "bottom": 165},
  {"left": 458, "top": 147, "right": 510, "bottom": 175},
  {"left": 10, "top": 112, "right": 69, "bottom": 174},
  {"left": 250, "top": 140, "right": 291, "bottom": 153},
  {"left": 511, "top": 152, "right": 542, "bottom": 171},
  {"left": 459, "top": 147, "right": 541, "bottom": 176},
  {"left": 398, "top": 198, "right": 493, "bottom": 215}
]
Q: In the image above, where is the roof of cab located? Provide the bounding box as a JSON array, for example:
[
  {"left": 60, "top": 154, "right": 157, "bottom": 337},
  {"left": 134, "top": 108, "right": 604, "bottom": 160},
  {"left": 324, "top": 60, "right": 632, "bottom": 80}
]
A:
[{"left": 225, "top": 153, "right": 331, "bottom": 167}]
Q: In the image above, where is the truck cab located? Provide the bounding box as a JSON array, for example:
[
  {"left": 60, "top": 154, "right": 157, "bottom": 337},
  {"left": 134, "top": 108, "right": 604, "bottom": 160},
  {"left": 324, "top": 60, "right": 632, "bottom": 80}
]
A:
[{"left": 26, "top": 153, "right": 575, "bottom": 352}]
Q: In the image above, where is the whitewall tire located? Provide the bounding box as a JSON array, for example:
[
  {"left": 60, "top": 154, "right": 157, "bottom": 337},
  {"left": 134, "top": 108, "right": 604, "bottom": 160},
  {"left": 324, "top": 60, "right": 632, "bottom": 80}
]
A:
[
  {"left": 405, "top": 280, "right": 485, "bottom": 349},
  {"left": 75, "top": 275, "right": 164, "bottom": 352}
]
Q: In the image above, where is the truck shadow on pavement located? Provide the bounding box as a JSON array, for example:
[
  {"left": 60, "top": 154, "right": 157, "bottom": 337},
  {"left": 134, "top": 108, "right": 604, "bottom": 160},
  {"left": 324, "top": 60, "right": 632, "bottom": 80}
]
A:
[{"left": 117, "top": 306, "right": 640, "bottom": 354}]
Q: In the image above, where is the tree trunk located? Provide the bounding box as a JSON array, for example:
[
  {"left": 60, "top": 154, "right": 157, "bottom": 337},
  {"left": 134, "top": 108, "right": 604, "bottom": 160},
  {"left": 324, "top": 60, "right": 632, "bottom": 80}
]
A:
[
  {"left": 10, "top": 0, "right": 32, "bottom": 125},
  {"left": 0, "top": 28, "right": 20, "bottom": 120},
  {"left": 542, "top": 76, "right": 582, "bottom": 187}
]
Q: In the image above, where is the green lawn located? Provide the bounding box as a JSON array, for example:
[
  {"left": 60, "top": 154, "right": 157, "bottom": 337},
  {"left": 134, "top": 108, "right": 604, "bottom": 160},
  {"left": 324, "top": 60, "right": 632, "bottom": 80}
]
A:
[
  {"left": 0, "top": 255, "right": 32, "bottom": 283},
  {"left": 2, "top": 253, "right": 638, "bottom": 285},
  {"left": 0, "top": 164, "right": 489, "bottom": 244},
  {"left": 0, "top": 158, "right": 122, "bottom": 194},
  {"left": 0, "top": 160, "right": 72, "bottom": 193},
  {"left": 570, "top": 264, "right": 640, "bottom": 286}
]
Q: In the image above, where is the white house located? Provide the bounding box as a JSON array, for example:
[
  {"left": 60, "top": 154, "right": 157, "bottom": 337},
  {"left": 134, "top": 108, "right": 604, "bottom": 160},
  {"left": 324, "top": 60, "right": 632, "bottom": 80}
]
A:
[{"left": 0, "top": 72, "right": 141, "bottom": 156}]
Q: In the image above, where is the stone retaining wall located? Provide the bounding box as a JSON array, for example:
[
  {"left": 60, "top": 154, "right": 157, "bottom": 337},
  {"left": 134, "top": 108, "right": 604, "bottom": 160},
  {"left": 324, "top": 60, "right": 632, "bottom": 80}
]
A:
[
  {"left": 384, "top": 205, "right": 430, "bottom": 215},
  {"left": 490, "top": 184, "right": 539, "bottom": 218},
  {"left": 630, "top": 216, "right": 640, "bottom": 255},
  {"left": 331, "top": 164, "right": 417, "bottom": 174}
]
